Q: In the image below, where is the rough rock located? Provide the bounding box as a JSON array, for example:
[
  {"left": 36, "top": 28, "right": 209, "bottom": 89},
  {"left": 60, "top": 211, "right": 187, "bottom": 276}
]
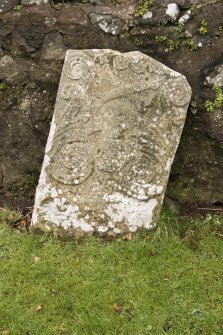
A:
[
  {"left": 89, "top": 12, "right": 124, "bottom": 35},
  {"left": 21, "top": 0, "right": 49, "bottom": 5},
  {"left": 0, "top": 0, "right": 19, "bottom": 13},
  {"left": 205, "top": 64, "right": 223, "bottom": 87},
  {"left": 32, "top": 49, "right": 191, "bottom": 237},
  {"left": 0, "top": 55, "right": 29, "bottom": 84},
  {"left": 41, "top": 32, "right": 67, "bottom": 60},
  {"left": 165, "top": 3, "right": 180, "bottom": 22}
]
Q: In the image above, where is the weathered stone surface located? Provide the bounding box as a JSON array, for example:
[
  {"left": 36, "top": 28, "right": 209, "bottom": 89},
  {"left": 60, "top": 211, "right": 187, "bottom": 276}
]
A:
[
  {"left": 89, "top": 12, "right": 124, "bottom": 35},
  {"left": 32, "top": 49, "right": 191, "bottom": 237},
  {"left": 0, "top": 0, "right": 19, "bottom": 13},
  {"left": 41, "top": 32, "right": 67, "bottom": 60},
  {"left": 205, "top": 64, "right": 223, "bottom": 87},
  {"left": 21, "top": 0, "right": 49, "bottom": 5}
]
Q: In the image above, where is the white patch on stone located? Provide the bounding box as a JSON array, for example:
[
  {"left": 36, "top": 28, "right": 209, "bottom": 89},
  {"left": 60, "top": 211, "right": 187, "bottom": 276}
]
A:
[
  {"left": 37, "top": 195, "right": 93, "bottom": 232},
  {"left": 205, "top": 65, "right": 223, "bottom": 87},
  {"left": 44, "top": 17, "right": 56, "bottom": 27},
  {"left": 104, "top": 193, "right": 157, "bottom": 231},
  {"left": 113, "top": 227, "right": 121, "bottom": 234},
  {"left": 112, "top": 26, "right": 118, "bottom": 35},
  {"left": 50, "top": 187, "right": 58, "bottom": 198},
  {"left": 99, "top": 22, "right": 109, "bottom": 33},
  {"left": 97, "top": 226, "right": 109, "bottom": 233},
  {"left": 108, "top": 221, "right": 115, "bottom": 228},
  {"left": 165, "top": 157, "right": 174, "bottom": 172},
  {"left": 32, "top": 116, "right": 56, "bottom": 225},
  {"left": 178, "top": 10, "right": 191, "bottom": 24},
  {"left": 45, "top": 116, "right": 56, "bottom": 154},
  {"left": 166, "top": 3, "right": 180, "bottom": 21},
  {"left": 143, "top": 11, "right": 153, "bottom": 20}
]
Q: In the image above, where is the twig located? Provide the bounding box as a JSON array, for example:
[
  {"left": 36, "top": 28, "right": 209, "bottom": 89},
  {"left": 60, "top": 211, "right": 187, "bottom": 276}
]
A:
[{"left": 197, "top": 207, "right": 223, "bottom": 211}]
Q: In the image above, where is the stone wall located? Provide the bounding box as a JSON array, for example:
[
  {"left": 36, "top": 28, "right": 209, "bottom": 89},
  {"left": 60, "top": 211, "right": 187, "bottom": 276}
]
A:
[{"left": 0, "top": 0, "right": 223, "bottom": 208}]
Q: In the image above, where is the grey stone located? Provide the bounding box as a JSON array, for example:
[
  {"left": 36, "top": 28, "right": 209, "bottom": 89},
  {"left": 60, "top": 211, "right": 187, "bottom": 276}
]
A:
[
  {"left": 0, "top": 55, "right": 28, "bottom": 85},
  {"left": 0, "top": 0, "right": 17, "bottom": 13},
  {"left": 178, "top": 10, "right": 191, "bottom": 25},
  {"left": 89, "top": 12, "right": 124, "bottom": 35},
  {"left": 207, "top": 110, "right": 223, "bottom": 142},
  {"left": 21, "top": 0, "right": 49, "bottom": 5},
  {"left": 163, "top": 196, "right": 181, "bottom": 215},
  {"left": 41, "top": 32, "right": 66, "bottom": 60},
  {"left": 165, "top": 3, "right": 180, "bottom": 23},
  {"left": 205, "top": 64, "right": 223, "bottom": 87},
  {"left": 32, "top": 49, "right": 191, "bottom": 237}
]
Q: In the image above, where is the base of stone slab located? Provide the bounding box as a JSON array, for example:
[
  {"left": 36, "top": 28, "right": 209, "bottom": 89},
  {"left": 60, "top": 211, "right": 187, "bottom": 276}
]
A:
[{"left": 30, "top": 219, "right": 158, "bottom": 240}]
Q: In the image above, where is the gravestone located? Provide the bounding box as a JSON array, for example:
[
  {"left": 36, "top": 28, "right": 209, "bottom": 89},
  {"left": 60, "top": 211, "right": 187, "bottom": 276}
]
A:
[{"left": 32, "top": 49, "right": 191, "bottom": 237}]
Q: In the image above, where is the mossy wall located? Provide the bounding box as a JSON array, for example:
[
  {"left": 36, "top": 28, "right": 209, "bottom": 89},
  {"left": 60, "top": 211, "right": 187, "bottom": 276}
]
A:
[{"left": 0, "top": 0, "right": 223, "bottom": 207}]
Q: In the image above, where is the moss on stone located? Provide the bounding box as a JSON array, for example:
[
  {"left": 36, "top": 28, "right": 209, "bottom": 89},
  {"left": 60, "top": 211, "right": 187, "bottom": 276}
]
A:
[
  {"left": 0, "top": 82, "right": 8, "bottom": 91},
  {"left": 135, "top": 0, "right": 155, "bottom": 17},
  {"left": 155, "top": 22, "right": 200, "bottom": 52},
  {"left": 205, "top": 86, "right": 223, "bottom": 112}
]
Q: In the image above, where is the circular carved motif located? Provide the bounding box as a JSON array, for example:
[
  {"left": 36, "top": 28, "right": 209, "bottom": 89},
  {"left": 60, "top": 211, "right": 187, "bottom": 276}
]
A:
[
  {"left": 63, "top": 56, "right": 87, "bottom": 80},
  {"left": 113, "top": 55, "right": 130, "bottom": 71},
  {"left": 48, "top": 140, "right": 93, "bottom": 185},
  {"left": 131, "top": 59, "right": 148, "bottom": 74},
  {"left": 165, "top": 78, "right": 191, "bottom": 107}
]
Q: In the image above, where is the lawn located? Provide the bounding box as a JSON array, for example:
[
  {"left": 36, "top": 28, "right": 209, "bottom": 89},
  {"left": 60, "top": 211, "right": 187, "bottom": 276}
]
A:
[{"left": 0, "top": 208, "right": 223, "bottom": 335}]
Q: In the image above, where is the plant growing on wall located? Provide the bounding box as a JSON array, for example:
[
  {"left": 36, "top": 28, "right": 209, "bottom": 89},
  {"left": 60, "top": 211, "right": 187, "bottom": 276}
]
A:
[
  {"left": 135, "top": 0, "right": 155, "bottom": 17},
  {"left": 205, "top": 85, "right": 223, "bottom": 112},
  {"left": 0, "top": 82, "right": 8, "bottom": 91},
  {"left": 198, "top": 19, "right": 208, "bottom": 35}
]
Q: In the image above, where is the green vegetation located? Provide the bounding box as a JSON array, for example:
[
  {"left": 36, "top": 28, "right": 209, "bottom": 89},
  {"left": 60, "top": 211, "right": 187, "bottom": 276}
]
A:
[
  {"left": 198, "top": 19, "right": 208, "bottom": 35},
  {"left": 155, "top": 34, "right": 197, "bottom": 52},
  {"left": 155, "top": 35, "right": 180, "bottom": 52},
  {"left": 0, "top": 208, "right": 223, "bottom": 334},
  {"left": 0, "top": 82, "right": 8, "bottom": 91},
  {"left": 13, "top": 4, "right": 23, "bottom": 10},
  {"left": 215, "top": 24, "right": 223, "bottom": 38},
  {"left": 135, "top": 0, "right": 155, "bottom": 17},
  {"left": 192, "top": 0, "right": 222, "bottom": 12},
  {"left": 154, "top": 23, "right": 198, "bottom": 52},
  {"left": 205, "top": 85, "right": 223, "bottom": 112}
]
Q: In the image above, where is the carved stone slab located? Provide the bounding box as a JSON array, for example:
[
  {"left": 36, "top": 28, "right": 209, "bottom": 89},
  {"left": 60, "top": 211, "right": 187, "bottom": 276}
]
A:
[{"left": 32, "top": 49, "right": 191, "bottom": 237}]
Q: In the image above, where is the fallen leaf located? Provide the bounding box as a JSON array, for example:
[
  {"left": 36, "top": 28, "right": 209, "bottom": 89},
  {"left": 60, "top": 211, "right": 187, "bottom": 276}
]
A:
[
  {"left": 19, "top": 219, "right": 27, "bottom": 226},
  {"left": 36, "top": 304, "right": 43, "bottom": 312},
  {"left": 113, "top": 303, "right": 122, "bottom": 314},
  {"left": 11, "top": 208, "right": 33, "bottom": 231},
  {"left": 2, "top": 330, "right": 9, "bottom": 335},
  {"left": 33, "top": 256, "right": 40, "bottom": 263},
  {"left": 123, "top": 232, "right": 132, "bottom": 241}
]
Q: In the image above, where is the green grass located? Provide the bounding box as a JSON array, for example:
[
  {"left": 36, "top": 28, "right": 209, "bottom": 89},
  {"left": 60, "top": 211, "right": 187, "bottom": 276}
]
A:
[{"left": 0, "top": 209, "right": 223, "bottom": 335}]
